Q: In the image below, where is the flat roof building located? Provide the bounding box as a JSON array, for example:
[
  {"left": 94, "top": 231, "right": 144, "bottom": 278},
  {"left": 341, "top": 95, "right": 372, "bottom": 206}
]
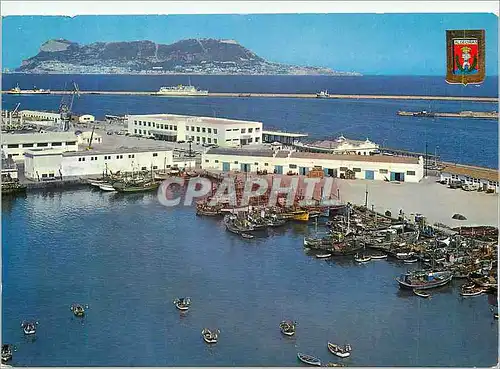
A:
[
  {"left": 202, "top": 148, "right": 423, "bottom": 183},
  {"left": 1, "top": 132, "right": 79, "bottom": 161},
  {"left": 128, "top": 114, "right": 263, "bottom": 147},
  {"left": 440, "top": 164, "right": 499, "bottom": 193}
]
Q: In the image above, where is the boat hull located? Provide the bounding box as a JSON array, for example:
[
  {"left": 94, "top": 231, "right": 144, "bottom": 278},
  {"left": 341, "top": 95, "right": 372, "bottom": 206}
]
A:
[
  {"left": 396, "top": 272, "right": 453, "bottom": 290},
  {"left": 297, "top": 353, "right": 322, "bottom": 366}
]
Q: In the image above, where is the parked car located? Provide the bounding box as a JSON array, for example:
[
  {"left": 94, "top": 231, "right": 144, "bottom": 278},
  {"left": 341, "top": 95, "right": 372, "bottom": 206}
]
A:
[
  {"left": 106, "top": 131, "right": 113, "bottom": 135},
  {"left": 177, "top": 140, "right": 186, "bottom": 144},
  {"left": 449, "top": 180, "right": 462, "bottom": 189}
]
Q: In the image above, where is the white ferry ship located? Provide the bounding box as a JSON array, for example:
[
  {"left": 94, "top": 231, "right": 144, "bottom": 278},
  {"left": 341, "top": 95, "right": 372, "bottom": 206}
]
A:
[
  {"left": 155, "top": 84, "right": 208, "bottom": 96},
  {"left": 316, "top": 90, "right": 330, "bottom": 98},
  {"left": 9, "top": 84, "right": 51, "bottom": 95}
]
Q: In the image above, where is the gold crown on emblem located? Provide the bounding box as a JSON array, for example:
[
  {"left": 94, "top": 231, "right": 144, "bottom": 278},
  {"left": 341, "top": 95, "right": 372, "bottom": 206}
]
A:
[{"left": 461, "top": 46, "right": 471, "bottom": 53}]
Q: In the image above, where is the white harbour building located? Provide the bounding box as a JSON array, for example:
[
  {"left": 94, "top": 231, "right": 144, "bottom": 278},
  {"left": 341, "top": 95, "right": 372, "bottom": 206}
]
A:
[
  {"left": 127, "top": 114, "right": 263, "bottom": 147},
  {"left": 294, "top": 136, "right": 380, "bottom": 155},
  {"left": 440, "top": 164, "right": 499, "bottom": 193},
  {"left": 1, "top": 132, "right": 79, "bottom": 161},
  {"left": 202, "top": 148, "right": 424, "bottom": 182},
  {"left": 24, "top": 147, "right": 194, "bottom": 180}
]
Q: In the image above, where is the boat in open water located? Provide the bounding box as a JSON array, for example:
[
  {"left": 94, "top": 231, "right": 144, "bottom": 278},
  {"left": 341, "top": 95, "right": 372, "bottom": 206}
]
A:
[
  {"left": 396, "top": 270, "right": 453, "bottom": 290},
  {"left": 173, "top": 297, "right": 191, "bottom": 311},
  {"left": 327, "top": 343, "right": 352, "bottom": 358},
  {"left": 21, "top": 321, "right": 38, "bottom": 335},
  {"left": 280, "top": 320, "right": 297, "bottom": 336},
  {"left": 316, "top": 253, "right": 332, "bottom": 259},
  {"left": 201, "top": 328, "right": 219, "bottom": 344},
  {"left": 413, "top": 289, "right": 430, "bottom": 298},
  {"left": 297, "top": 353, "right": 322, "bottom": 366},
  {"left": 70, "top": 304, "right": 87, "bottom": 317},
  {"left": 370, "top": 253, "right": 388, "bottom": 260},
  {"left": 354, "top": 254, "right": 371, "bottom": 263},
  {"left": 460, "top": 283, "right": 486, "bottom": 297},
  {"left": 1, "top": 345, "right": 13, "bottom": 363}
]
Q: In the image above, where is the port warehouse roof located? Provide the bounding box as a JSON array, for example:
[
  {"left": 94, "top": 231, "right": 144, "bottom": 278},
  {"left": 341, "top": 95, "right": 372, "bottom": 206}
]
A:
[
  {"left": 262, "top": 130, "right": 308, "bottom": 138},
  {"left": 206, "top": 148, "right": 419, "bottom": 164},
  {"left": 129, "top": 114, "right": 262, "bottom": 126},
  {"left": 1, "top": 132, "right": 78, "bottom": 144},
  {"left": 23, "top": 147, "right": 172, "bottom": 157},
  {"left": 442, "top": 164, "right": 499, "bottom": 182}
]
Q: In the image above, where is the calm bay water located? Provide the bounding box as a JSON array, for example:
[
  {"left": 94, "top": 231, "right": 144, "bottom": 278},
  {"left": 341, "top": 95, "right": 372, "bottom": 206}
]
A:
[
  {"left": 1, "top": 190, "right": 498, "bottom": 367},
  {"left": 2, "top": 74, "right": 499, "bottom": 168}
]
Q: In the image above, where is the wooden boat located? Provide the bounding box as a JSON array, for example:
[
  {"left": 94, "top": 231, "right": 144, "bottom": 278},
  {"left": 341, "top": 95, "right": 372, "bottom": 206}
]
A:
[
  {"left": 413, "top": 289, "right": 430, "bottom": 298},
  {"left": 316, "top": 253, "right": 332, "bottom": 259},
  {"left": 1, "top": 345, "right": 13, "bottom": 363},
  {"left": 241, "top": 233, "right": 254, "bottom": 239},
  {"left": 21, "top": 321, "right": 38, "bottom": 335},
  {"left": 98, "top": 183, "right": 116, "bottom": 192},
  {"left": 113, "top": 181, "right": 160, "bottom": 193},
  {"left": 292, "top": 210, "right": 310, "bottom": 222},
  {"left": 354, "top": 254, "right": 371, "bottom": 263},
  {"left": 327, "top": 343, "right": 351, "bottom": 358},
  {"left": 297, "top": 353, "right": 322, "bottom": 366},
  {"left": 370, "top": 254, "right": 388, "bottom": 260},
  {"left": 403, "top": 258, "right": 418, "bottom": 264},
  {"left": 325, "top": 363, "right": 344, "bottom": 367},
  {"left": 396, "top": 270, "right": 453, "bottom": 290},
  {"left": 87, "top": 178, "right": 108, "bottom": 187},
  {"left": 460, "top": 285, "right": 486, "bottom": 297},
  {"left": 279, "top": 320, "right": 296, "bottom": 336},
  {"left": 173, "top": 297, "right": 191, "bottom": 311},
  {"left": 1, "top": 181, "right": 27, "bottom": 195},
  {"left": 396, "top": 252, "right": 414, "bottom": 260},
  {"left": 70, "top": 304, "right": 87, "bottom": 317},
  {"left": 201, "top": 328, "right": 219, "bottom": 344}
]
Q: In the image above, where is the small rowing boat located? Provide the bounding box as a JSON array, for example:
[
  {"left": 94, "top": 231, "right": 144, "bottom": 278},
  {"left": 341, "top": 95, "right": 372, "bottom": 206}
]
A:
[
  {"left": 98, "top": 183, "right": 116, "bottom": 192},
  {"left": 316, "top": 253, "right": 332, "bottom": 259},
  {"left": 403, "top": 258, "right": 418, "bottom": 264},
  {"left": 1, "top": 345, "right": 13, "bottom": 363},
  {"left": 327, "top": 343, "right": 351, "bottom": 358},
  {"left": 460, "top": 285, "right": 485, "bottom": 297},
  {"left": 201, "top": 328, "right": 219, "bottom": 344},
  {"left": 173, "top": 297, "right": 191, "bottom": 311},
  {"left": 70, "top": 304, "right": 87, "bottom": 317},
  {"left": 241, "top": 233, "right": 254, "bottom": 239},
  {"left": 297, "top": 352, "right": 322, "bottom": 366},
  {"left": 280, "top": 320, "right": 296, "bottom": 336},
  {"left": 413, "top": 289, "right": 430, "bottom": 298},
  {"left": 21, "top": 321, "right": 38, "bottom": 335},
  {"left": 370, "top": 254, "right": 388, "bottom": 260},
  {"left": 354, "top": 254, "right": 371, "bottom": 263}
]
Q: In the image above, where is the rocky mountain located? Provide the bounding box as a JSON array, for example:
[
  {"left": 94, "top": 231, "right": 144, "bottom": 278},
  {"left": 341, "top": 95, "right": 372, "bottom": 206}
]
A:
[{"left": 16, "top": 38, "right": 361, "bottom": 76}]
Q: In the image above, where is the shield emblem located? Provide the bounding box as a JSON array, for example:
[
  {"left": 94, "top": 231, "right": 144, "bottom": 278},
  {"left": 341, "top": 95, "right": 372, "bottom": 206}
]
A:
[{"left": 446, "top": 30, "right": 485, "bottom": 85}]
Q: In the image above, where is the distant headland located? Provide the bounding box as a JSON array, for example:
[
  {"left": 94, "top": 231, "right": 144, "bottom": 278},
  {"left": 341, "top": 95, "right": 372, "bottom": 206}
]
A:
[{"left": 13, "top": 38, "right": 362, "bottom": 76}]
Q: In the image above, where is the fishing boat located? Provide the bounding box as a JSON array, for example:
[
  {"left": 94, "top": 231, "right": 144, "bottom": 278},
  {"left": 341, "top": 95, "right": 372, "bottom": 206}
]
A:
[
  {"left": 113, "top": 181, "right": 160, "bottom": 193},
  {"left": 98, "top": 183, "right": 116, "bottom": 192},
  {"left": 403, "top": 258, "right": 419, "bottom": 264},
  {"left": 370, "top": 254, "right": 388, "bottom": 260},
  {"left": 70, "top": 304, "right": 87, "bottom": 317},
  {"left": 297, "top": 352, "right": 322, "bottom": 366},
  {"left": 21, "top": 321, "right": 38, "bottom": 335},
  {"left": 316, "top": 253, "right": 332, "bottom": 259},
  {"left": 460, "top": 284, "right": 486, "bottom": 297},
  {"left": 327, "top": 343, "right": 352, "bottom": 358},
  {"left": 1, "top": 345, "right": 13, "bottom": 363},
  {"left": 396, "top": 252, "right": 415, "bottom": 260},
  {"left": 201, "top": 328, "right": 219, "bottom": 344},
  {"left": 279, "top": 320, "right": 296, "bottom": 336},
  {"left": 354, "top": 254, "right": 371, "bottom": 263},
  {"left": 396, "top": 270, "right": 453, "bottom": 290},
  {"left": 87, "top": 178, "right": 108, "bottom": 187},
  {"left": 292, "top": 210, "right": 310, "bottom": 222},
  {"left": 173, "top": 297, "right": 191, "bottom": 311},
  {"left": 241, "top": 233, "right": 254, "bottom": 239},
  {"left": 413, "top": 289, "right": 430, "bottom": 298},
  {"left": 325, "top": 363, "right": 344, "bottom": 367}
]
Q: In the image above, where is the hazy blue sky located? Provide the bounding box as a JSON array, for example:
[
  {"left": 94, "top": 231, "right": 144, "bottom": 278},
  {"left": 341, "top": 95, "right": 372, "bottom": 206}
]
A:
[{"left": 2, "top": 13, "right": 498, "bottom": 75}]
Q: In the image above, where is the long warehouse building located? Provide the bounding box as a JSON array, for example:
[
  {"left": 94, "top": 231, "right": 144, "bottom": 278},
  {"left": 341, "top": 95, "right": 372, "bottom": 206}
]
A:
[{"left": 202, "top": 148, "right": 424, "bottom": 182}]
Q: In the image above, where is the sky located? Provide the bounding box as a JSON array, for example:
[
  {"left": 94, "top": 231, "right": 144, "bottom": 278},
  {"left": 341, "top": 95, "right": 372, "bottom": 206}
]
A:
[{"left": 1, "top": 13, "right": 498, "bottom": 75}]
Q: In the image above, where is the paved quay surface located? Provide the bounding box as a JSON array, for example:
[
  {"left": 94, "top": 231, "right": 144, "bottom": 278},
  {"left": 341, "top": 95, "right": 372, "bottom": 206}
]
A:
[
  {"left": 2, "top": 90, "right": 497, "bottom": 102},
  {"left": 337, "top": 176, "right": 498, "bottom": 227}
]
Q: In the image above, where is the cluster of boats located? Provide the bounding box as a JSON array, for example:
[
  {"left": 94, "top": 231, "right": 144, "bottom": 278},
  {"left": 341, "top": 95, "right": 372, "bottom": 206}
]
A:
[
  {"left": 172, "top": 297, "right": 220, "bottom": 344},
  {"left": 87, "top": 173, "right": 160, "bottom": 193},
  {"left": 297, "top": 343, "right": 352, "bottom": 366},
  {"left": 1, "top": 345, "right": 14, "bottom": 364}
]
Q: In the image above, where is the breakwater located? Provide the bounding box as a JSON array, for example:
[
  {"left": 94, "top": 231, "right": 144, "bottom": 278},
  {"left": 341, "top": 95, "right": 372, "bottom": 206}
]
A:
[
  {"left": 1, "top": 90, "right": 498, "bottom": 102},
  {"left": 398, "top": 110, "right": 498, "bottom": 119}
]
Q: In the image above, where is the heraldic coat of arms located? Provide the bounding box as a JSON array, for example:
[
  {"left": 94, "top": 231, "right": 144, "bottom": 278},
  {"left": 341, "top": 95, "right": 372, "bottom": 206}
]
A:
[{"left": 446, "top": 29, "right": 485, "bottom": 85}]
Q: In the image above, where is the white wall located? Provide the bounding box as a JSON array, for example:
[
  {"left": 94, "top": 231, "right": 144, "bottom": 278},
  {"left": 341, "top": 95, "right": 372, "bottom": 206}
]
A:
[
  {"left": 440, "top": 171, "right": 499, "bottom": 193},
  {"left": 202, "top": 153, "right": 424, "bottom": 183},
  {"left": 2, "top": 133, "right": 78, "bottom": 161},
  {"left": 25, "top": 151, "right": 64, "bottom": 180}
]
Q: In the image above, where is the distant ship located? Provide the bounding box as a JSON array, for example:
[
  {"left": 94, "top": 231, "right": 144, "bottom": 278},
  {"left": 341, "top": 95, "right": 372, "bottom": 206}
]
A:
[
  {"left": 155, "top": 84, "right": 208, "bottom": 96},
  {"left": 316, "top": 90, "right": 330, "bottom": 98},
  {"left": 9, "top": 84, "right": 50, "bottom": 95}
]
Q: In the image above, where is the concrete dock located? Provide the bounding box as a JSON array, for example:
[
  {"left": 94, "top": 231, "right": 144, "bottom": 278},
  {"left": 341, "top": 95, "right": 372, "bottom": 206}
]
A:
[{"left": 1, "top": 90, "right": 498, "bottom": 102}]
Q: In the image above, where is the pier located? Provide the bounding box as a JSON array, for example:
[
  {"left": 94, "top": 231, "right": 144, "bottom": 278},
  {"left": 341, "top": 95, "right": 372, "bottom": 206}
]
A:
[
  {"left": 398, "top": 110, "right": 498, "bottom": 119},
  {"left": 1, "top": 90, "right": 498, "bottom": 102}
]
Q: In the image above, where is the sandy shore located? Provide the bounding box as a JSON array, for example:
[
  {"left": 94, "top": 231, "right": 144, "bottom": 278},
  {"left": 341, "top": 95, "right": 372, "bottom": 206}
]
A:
[{"left": 337, "top": 176, "right": 498, "bottom": 227}]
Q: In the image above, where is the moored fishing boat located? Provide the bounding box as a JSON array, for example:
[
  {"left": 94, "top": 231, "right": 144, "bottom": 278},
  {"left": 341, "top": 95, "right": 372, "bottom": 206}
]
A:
[
  {"left": 396, "top": 270, "right": 453, "bottom": 290},
  {"left": 98, "top": 183, "right": 116, "bottom": 192},
  {"left": 354, "top": 254, "right": 371, "bottom": 263},
  {"left": 403, "top": 258, "right": 418, "bottom": 264},
  {"left": 460, "top": 284, "right": 486, "bottom": 297},
  {"left": 370, "top": 254, "right": 388, "bottom": 260},
  {"left": 21, "top": 321, "right": 38, "bottom": 335},
  {"left": 201, "top": 328, "right": 219, "bottom": 344},
  {"left": 279, "top": 320, "right": 296, "bottom": 336},
  {"left": 113, "top": 180, "right": 160, "bottom": 193},
  {"left": 241, "top": 233, "right": 254, "bottom": 239},
  {"left": 1, "top": 345, "right": 13, "bottom": 363},
  {"left": 316, "top": 253, "right": 332, "bottom": 259},
  {"left": 292, "top": 210, "right": 310, "bottom": 222},
  {"left": 173, "top": 297, "right": 191, "bottom": 311},
  {"left": 327, "top": 343, "right": 352, "bottom": 358},
  {"left": 396, "top": 252, "right": 415, "bottom": 260},
  {"left": 297, "top": 353, "right": 322, "bottom": 366},
  {"left": 413, "top": 289, "right": 430, "bottom": 298}
]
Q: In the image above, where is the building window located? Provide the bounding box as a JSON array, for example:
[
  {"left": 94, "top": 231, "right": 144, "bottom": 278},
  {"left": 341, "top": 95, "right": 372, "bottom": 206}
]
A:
[
  {"left": 153, "top": 166, "right": 158, "bottom": 170},
  {"left": 215, "top": 160, "right": 219, "bottom": 163},
  {"left": 254, "top": 162, "right": 258, "bottom": 165},
  {"left": 264, "top": 163, "right": 268, "bottom": 166},
  {"left": 226, "top": 129, "right": 231, "bottom": 132},
  {"left": 205, "top": 160, "right": 209, "bottom": 163},
  {"left": 208, "top": 128, "right": 212, "bottom": 133},
  {"left": 191, "top": 127, "right": 195, "bottom": 132},
  {"left": 141, "top": 167, "right": 147, "bottom": 171},
  {"left": 128, "top": 154, "right": 135, "bottom": 158},
  {"left": 153, "top": 153, "right": 158, "bottom": 157},
  {"left": 234, "top": 161, "right": 239, "bottom": 164},
  {"left": 340, "top": 167, "right": 348, "bottom": 171},
  {"left": 41, "top": 173, "right": 48, "bottom": 178},
  {"left": 379, "top": 169, "right": 388, "bottom": 174},
  {"left": 407, "top": 171, "right": 416, "bottom": 176},
  {"left": 22, "top": 143, "right": 34, "bottom": 148},
  {"left": 52, "top": 142, "right": 62, "bottom": 146},
  {"left": 138, "top": 121, "right": 142, "bottom": 126},
  {"left": 202, "top": 137, "right": 206, "bottom": 143},
  {"left": 7, "top": 144, "right": 19, "bottom": 148},
  {"left": 255, "top": 137, "right": 260, "bottom": 143},
  {"left": 134, "top": 120, "right": 137, "bottom": 125},
  {"left": 226, "top": 139, "right": 231, "bottom": 142},
  {"left": 214, "top": 129, "right": 218, "bottom": 134},
  {"left": 249, "top": 128, "right": 253, "bottom": 133},
  {"left": 148, "top": 122, "right": 151, "bottom": 127},
  {"left": 174, "top": 126, "right": 177, "bottom": 131},
  {"left": 214, "top": 139, "right": 218, "bottom": 144},
  {"left": 202, "top": 128, "right": 206, "bottom": 133},
  {"left": 152, "top": 123, "right": 156, "bottom": 128},
  {"left": 134, "top": 129, "right": 137, "bottom": 134},
  {"left": 197, "top": 137, "right": 200, "bottom": 142},
  {"left": 208, "top": 138, "right": 212, "bottom": 143},
  {"left": 49, "top": 173, "right": 55, "bottom": 177},
  {"left": 353, "top": 168, "right": 361, "bottom": 172},
  {"left": 197, "top": 127, "right": 200, "bottom": 132},
  {"left": 256, "top": 128, "right": 260, "bottom": 132},
  {"left": 67, "top": 141, "right": 77, "bottom": 145},
  {"left": 241, "top": 128, "right": 246, "bottom": 133},
  {"left": 289, "top": 164, "right": 297, "bottom": 169}
]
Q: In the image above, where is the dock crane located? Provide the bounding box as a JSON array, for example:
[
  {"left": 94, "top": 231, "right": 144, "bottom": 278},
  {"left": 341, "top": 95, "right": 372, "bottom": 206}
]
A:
[{"left": 58, "top": 82, "right": 80, "bottom": 131}]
